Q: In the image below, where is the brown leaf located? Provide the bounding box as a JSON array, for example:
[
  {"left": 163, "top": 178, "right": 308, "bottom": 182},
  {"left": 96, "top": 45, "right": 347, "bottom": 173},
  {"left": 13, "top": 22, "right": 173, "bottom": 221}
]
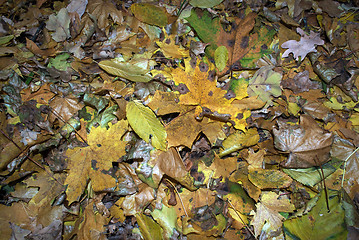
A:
[
  {"left": 273, "top": 115, "right": 334, "bottom": 168},
  {"left": 49, "top": 95, "right": 84, "bottom": 124}
]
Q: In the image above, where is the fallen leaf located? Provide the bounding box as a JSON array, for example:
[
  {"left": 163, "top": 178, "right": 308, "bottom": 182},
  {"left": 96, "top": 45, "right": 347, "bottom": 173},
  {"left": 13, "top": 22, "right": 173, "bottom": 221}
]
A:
[
  {"left": 131, "top": 3, "right": 168, "bottom": 27},
  {"left": 64, "top": 121, "right": 128, "bottom": 203},
  {"left": 247, "top": 66, "right": 282, "bottom": 105},
  {"left": 126, "top": 100, "right": 167, "bottom": 151},
  {"left": 283, "top": 190, "right": 347, "bottom": 240},
  {"left": 219, "top": 128, "right": 259, "bottom": 157},
  {"left": 99, "top": 57, "right": 153, "bottom": 82},
  {"left": 282, "top": 28, "right": 324, "bottom": 61},
  {"left": 87, "top": 0, "right": 123, "bottom": 29},
  {"left": 46, "top": 8, "right": 71, "bottom": 42},
  {"left": 273, "top": 115, "right": 334, "bottom": 168}
]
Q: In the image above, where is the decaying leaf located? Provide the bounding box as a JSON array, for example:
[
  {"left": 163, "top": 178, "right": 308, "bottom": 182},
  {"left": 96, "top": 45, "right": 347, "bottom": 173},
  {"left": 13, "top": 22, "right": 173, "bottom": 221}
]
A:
[
  {"left": 131, "top": 3, "right": 168, "bottom": 27},
  {"left": 98, "top": 57, "right": 153, "bottom": 82},
  {"left": 273, "top": 115, "right": 334, "bottom": 168}
]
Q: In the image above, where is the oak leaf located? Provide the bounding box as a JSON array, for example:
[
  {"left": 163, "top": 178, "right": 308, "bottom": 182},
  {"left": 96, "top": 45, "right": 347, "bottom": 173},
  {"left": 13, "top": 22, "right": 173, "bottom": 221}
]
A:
[
  {"left": 281, "top": 28, "right": 324, "bottom": 61},
  {"left": 64, "top": 120, "right": 128, "bottom": 204}
]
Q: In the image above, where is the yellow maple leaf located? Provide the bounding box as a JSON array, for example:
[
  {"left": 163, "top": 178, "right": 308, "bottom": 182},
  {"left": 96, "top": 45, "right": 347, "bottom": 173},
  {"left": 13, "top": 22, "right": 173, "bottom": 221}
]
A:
[
  {"left": 165, "top": 58, "right": 252, "bottom": 129},
  {"left": 64, "top": 120, "right": 128, "bottom": 204}
]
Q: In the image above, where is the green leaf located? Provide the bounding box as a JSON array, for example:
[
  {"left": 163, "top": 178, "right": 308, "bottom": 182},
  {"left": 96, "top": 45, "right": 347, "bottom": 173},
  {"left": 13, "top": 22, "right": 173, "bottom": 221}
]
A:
[
  {"left": 150, "top": 204, "right": 177, "bottom": 239},
  {"left": 47, "top": 53, "right": 71, "bottom": 71},
  {"left": 189, "top": 0, "right": 224, "bottom": 8},
  {"left": 185, "top": 9, "right": 221, "bottom": 56},
  {"left": 214, "top": 46, "right": 228, "bottom": 71},
  {"left": 136, "top": 213, "right": 164, "bottom": 240},
  {"left": 219, "top": 128, "right": 259, "bottom": 157},
  {"left": 99, "top": 58, "right": 152, "bottom": 82},
  {"left": 282, "top": 158, "right": 342, "bottom": 187},
  {"left": 247, "top": 66, "right": 282, "bottom": 104},
  {"left": 0, "top": 35, "right": 14, "bottom": 46},
  {"left": 239, "top": 27, "right": 277, "bottom": 69},
  {"left": 283, "top": 190, "right": 347, "bottom": 240},
  {"left": 131, "top": 3, "right": 168, "bottom": 27},
  {"left": 126, "top": 101, "right": 167, "bottom": 151}
]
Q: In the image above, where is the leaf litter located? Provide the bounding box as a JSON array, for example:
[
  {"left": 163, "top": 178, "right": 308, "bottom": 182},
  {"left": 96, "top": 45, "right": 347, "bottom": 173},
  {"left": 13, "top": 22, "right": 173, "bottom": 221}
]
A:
[{"left": 0, "top": 0, "right": 359, "bottom": 239}]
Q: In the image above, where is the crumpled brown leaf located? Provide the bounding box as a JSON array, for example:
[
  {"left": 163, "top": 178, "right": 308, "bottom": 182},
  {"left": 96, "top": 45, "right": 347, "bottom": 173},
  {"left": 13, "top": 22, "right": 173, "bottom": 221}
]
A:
[{"left": 273, "top": 115, "right": 334, "bottom": 168}]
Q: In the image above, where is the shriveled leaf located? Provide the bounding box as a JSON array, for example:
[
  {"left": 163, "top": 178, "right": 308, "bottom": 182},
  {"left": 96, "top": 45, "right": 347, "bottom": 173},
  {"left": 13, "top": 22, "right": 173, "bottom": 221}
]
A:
[
  {"left": 126, "top": 101, "right": 167, "bottom": 151},
  {"left": 282, "top": 28, "right": 324, "bottom": 61},
  {"left": 219, "top": 128, "right": 259, "bottom": 157},
  {"left": 87, "top": 0, "right": 123, "bottom": 29},
  {"left": 131, "top": 3, "right": 168, "bottom": 27},
  {"left": 247, "top": 66, "right": 282, "bottom": 104},
  {"left": 273, "top": 115, "right": 334, "bottom": 168},
  {"left": 99, "top": 58, "right": 152, "bottom": 82}
]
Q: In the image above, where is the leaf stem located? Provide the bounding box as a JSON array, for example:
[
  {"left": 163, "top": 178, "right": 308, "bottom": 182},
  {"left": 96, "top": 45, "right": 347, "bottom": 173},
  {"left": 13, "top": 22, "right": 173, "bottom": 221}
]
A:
[
  {"left": 165, "top": 179, "right": 188, "bottom": 218},
  {"left": 341, "top": 146, "right": 359, "bottom": 188}
]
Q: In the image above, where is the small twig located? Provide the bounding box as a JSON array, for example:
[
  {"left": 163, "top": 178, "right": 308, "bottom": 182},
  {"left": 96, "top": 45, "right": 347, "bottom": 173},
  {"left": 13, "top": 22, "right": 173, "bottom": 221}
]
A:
[
  {"left": 227, "top": 199, "right": 256, "bottom": 239},
  {"left": 165, "top": 179, "right": 188, "bottom": 218},
  {"left": 48, "top": 107, "right": 88, "bottom": 144},
  {"left": 341, "top": 146, "right": 359, "bottom": 188}
]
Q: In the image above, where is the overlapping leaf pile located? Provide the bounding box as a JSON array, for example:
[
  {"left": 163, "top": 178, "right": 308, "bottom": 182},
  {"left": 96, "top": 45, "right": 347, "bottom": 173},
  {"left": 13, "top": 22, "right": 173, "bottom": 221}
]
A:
[{"left": 1, "top": 0, "right": 359, "bottom": 239}]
